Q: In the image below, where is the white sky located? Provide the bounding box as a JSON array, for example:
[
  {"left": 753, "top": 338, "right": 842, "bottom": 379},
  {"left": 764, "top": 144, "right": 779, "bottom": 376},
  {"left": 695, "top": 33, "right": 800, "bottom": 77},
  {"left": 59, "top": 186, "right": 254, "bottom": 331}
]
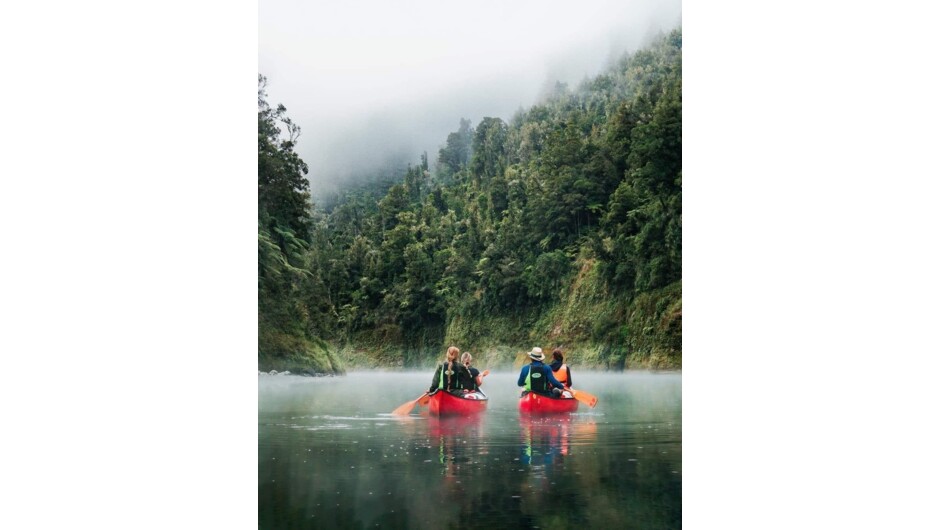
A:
[{"left": 260, "top": 0, "right": 682, "bottom": 196}]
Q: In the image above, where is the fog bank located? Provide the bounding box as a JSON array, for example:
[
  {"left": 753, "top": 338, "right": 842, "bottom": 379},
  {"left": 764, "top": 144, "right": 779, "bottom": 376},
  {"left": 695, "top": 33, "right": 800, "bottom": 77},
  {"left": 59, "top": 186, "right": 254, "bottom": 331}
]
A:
[{"left": 260, "top": 0, "right": 682, "bottom": 199}]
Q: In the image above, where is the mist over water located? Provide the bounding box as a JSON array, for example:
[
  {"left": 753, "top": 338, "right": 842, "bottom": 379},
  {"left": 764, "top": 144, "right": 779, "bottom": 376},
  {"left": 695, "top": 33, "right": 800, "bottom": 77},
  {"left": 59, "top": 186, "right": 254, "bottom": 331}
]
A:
[{"left": 259, "top": 371, "right": 681, "bottom": 528}]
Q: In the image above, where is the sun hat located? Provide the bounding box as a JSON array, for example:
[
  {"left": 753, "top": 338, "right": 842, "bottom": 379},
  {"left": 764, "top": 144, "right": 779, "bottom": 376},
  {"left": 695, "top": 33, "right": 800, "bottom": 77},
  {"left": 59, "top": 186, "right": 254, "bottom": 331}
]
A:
[{"left": 527, "top": 347, "right": 545, "bottom": 361}]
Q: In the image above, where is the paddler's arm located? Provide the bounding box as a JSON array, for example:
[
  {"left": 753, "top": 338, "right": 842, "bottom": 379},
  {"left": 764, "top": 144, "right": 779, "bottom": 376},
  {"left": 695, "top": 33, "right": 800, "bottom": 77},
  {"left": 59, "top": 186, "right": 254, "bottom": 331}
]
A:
[
  {"left": 428, "top": 365, "right": 441, "bottom": 393},
  {"left": 545, "top": 366, "right": 565, "bottom": 390},
  {"left": 467, "top": 367, "right": 482, "bottom": 387}
]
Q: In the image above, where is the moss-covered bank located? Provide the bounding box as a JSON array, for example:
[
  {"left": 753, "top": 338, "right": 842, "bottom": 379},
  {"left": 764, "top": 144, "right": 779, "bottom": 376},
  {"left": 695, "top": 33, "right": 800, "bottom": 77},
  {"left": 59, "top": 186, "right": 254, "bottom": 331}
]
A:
[
  {"left": 258, "top": 326, "right": 346, "bottom": 375},
  {"left": 324, "top": 260, "right": 680, "bottom": 372},
  {"left": 259, "top": 260, "right": 679, "bottom": 374}
]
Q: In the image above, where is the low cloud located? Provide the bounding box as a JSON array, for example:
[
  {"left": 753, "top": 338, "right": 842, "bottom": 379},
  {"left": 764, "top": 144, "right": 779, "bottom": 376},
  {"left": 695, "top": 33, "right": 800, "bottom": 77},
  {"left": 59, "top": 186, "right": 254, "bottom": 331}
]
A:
[{"left": 260, "top": 0, "right": 681, "bottom": 200}]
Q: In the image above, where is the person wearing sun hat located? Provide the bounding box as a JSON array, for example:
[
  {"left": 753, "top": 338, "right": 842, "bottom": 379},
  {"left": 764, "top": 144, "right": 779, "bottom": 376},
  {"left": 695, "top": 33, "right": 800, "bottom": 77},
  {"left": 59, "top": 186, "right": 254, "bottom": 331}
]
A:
[{"left": 517, "top": 347, "right": 565, "bottom": 397}]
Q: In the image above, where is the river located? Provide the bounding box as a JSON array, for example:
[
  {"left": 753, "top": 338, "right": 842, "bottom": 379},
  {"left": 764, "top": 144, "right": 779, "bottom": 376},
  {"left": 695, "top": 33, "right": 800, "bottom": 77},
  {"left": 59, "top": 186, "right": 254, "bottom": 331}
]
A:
[{"left": 259, "top": 370, "right": 681, "bottom": 529}]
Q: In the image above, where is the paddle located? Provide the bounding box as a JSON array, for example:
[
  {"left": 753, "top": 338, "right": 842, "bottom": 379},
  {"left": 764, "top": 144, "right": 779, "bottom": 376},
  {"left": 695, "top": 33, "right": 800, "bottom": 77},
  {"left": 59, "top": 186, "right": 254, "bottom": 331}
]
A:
[
  {"left": 568, "top": 388, "right": 599, "bottom": 408},
  {"left": 391, "top": 392, "right": 429, "bottom": 416}
]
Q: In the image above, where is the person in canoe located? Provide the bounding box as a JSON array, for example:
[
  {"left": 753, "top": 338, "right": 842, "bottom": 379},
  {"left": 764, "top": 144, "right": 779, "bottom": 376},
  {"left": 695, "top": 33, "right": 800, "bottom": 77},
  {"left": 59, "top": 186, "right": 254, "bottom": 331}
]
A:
[
  {"left": 550, "top": 348, "right": 574, "bottom": 398},
  {"left": 550, "top": 348, "right": 573, "bottom": 389},
  {"left": 517, "top": 347, "right": 565, "bottom": 397},
  {"left": 461, "top": 351, "right": 486, "bottom": 390},
  {"left": 429, "top": 346, "right": 474, "bottom": 395}
]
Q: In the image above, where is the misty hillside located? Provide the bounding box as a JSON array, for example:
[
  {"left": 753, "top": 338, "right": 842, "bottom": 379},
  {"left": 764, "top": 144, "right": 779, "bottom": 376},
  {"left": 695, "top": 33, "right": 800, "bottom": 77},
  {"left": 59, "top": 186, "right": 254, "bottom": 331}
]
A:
[{"left": 258, "top": 28, "right": 681, "bottom": 373}]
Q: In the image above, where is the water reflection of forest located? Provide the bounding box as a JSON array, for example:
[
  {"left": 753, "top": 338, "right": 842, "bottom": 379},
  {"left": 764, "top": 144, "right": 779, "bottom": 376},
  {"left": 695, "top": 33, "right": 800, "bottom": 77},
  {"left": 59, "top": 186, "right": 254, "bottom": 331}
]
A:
[{"left": 259, "top": 374, "right": 681, "bottom": 529}]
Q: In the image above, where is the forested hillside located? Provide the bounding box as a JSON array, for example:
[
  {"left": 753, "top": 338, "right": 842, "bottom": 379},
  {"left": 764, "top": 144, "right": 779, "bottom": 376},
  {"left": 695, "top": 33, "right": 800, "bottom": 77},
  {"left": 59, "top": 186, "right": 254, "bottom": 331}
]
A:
[{"left": 259, "top": 29, "right": 682, "bottom": 373}]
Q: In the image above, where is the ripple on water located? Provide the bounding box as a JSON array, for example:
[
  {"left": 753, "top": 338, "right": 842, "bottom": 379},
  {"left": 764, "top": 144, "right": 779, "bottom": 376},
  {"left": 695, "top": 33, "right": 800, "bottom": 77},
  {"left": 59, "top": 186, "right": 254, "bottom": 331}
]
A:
[{"left": 305, "top": 424, "right": 352, "bottom": 431}]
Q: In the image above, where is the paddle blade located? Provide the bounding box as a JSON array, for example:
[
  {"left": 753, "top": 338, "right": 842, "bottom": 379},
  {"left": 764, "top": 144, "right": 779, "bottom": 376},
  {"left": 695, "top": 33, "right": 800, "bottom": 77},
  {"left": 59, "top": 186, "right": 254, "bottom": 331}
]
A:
[
  {"left": 417, "top": 393, "right": 432, "bottom": 406},
  {"left": 392, "top": 393, "right": 426, "bottom": 415},
  {"left": 391, "top": 399, "right": 417, "bottom": 416},
  {"left": 570, "top": 388, "right": 598, "bottom": 408}
]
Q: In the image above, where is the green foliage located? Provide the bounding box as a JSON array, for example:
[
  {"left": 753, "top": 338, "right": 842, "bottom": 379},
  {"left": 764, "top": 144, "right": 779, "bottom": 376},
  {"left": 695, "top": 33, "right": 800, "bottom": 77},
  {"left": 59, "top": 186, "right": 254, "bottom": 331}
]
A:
[
  {"left": 257, "top": 328, "right": 345, "bottom": 374},
  {"left": 470, "top": 117, "right": 508, "bottom": 183},
  {"left": 258, "top": 29, "right": 683, "bottom": 370},
  {"left": 258, "top": 75, "right": 312, "bottom": 240},
  {"left": 437, "top": 118, "right": 473, "bottom": 181},
  {"left": 257, "top": 76, "right": 340, "bottom": 373}
]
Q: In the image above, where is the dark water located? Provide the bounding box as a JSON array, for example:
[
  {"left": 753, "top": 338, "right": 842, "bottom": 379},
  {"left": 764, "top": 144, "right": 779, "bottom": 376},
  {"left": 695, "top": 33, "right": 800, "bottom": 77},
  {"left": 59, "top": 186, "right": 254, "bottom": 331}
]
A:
[{"left": 259, "top": 371, "right": 681, "bottom": 529}]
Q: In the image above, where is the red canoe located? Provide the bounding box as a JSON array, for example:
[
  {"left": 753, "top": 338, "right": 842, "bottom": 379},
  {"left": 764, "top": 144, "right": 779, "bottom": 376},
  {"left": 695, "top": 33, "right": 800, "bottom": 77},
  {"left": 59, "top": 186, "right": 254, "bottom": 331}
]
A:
[
  {"left": 519, "top": 392, "right": 579, "bottom": 415},
  {"left": 428, "top": 390, "right": 488, "bottom": 417}
]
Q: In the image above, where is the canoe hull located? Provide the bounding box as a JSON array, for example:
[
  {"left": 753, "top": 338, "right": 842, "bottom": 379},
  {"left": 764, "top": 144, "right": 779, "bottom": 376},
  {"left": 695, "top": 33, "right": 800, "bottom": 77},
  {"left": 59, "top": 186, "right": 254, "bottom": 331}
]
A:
[
  {"left": 429, "top": 390, "right": 488, "bottom": 417},
  {"left": 518, "top": 392, "right": 579, "bottom": 415}
]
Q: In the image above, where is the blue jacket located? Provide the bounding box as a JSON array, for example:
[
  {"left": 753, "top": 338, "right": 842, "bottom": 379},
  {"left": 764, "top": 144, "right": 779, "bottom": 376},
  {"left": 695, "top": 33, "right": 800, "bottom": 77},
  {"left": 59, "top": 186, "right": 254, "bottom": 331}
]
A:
[{"left": 517, "top": 361, "right": 564, "bottom": 392}]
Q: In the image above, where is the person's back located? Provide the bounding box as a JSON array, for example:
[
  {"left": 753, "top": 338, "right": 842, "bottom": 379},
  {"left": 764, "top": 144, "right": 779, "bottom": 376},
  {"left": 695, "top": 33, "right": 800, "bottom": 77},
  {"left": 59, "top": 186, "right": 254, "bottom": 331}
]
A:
[
  {"left": 461, "top": 351, "right": 483, "bottom": 391},
  {"left": 517, "top": 347, "right": 564, "bottom": 397},
  {"left": 455, "top": 362, "right": 475, "bottom": 393},
  {"left": 429, "top": 346, "right": 473, "bottom": 394},
  {"left": 549, "top": 348, "right": 572, "bottom": 389}
]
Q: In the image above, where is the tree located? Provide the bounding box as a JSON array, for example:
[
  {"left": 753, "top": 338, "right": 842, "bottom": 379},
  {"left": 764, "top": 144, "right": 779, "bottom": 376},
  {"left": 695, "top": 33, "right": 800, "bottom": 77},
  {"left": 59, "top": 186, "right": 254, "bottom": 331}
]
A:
[
  {"left": 261, "top": 30, "right": 684, "bottom": 368},
  {"left": 258, "top": 75, "right": 312, "bottom": 241},
  {"left": 627, "top": 75, "right": 682, "bottom": 204},
  {"left": 437, "top": 118, "right": 474, "bottom": 180},
  {"left": 258, "top": 75, "right": 341, "bottom": 371},
  {"left": 469, "top": 117, "right": 508, "bottom": 183}
]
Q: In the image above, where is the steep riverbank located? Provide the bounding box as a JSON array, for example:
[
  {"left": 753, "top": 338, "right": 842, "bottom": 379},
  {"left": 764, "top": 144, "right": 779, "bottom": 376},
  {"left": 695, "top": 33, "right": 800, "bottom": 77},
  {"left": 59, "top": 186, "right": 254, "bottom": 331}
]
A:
[
  {"left": 257, "top": 30, "right": 683, "bottom": 377},
  {"left": 259, "top": 275, "right": 680, "bottom": 375}
]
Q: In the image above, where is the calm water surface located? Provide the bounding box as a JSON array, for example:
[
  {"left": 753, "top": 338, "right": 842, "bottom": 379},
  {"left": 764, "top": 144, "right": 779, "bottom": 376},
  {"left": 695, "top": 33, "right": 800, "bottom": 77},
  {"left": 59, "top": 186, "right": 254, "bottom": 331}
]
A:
[{"left": 259, "top": 371, "right": 681, "bottom": 529}]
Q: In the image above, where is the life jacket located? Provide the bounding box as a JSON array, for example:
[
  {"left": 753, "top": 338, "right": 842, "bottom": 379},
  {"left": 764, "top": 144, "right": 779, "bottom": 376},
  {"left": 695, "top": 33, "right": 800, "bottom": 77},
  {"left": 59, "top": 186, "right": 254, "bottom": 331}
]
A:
[
  {"left": 438, "top": 361, "right": 463, "bottom": 391},
  {"left": 553, "top": 363, "right": 569, "bottom": 385},
  {"left": 466, "top": 367, "right": 480, "bottom": 391},
  {"left": 524, "top": 362, "right": 550, "bottom": 393}
]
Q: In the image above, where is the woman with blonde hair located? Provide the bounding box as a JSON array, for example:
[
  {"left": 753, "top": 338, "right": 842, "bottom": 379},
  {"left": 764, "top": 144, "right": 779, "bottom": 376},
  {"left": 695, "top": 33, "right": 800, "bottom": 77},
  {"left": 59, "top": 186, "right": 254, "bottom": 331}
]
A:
[
  {"left": 460, "top": 351, "right": 485, "bottom": 391},
  {"left": 428, "top": 346, "right": 473, "bottom": 394}
]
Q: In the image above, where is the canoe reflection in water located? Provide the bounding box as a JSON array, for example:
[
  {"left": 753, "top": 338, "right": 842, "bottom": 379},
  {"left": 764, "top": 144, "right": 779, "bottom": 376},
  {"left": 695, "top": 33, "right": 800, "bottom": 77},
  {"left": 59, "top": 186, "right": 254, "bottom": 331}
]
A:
[
  {"left": 520, "top": 415, "right": 597, "bottom": 467},
  {"left": 427, "top": 415, "right": 486, "bottom": 498}
]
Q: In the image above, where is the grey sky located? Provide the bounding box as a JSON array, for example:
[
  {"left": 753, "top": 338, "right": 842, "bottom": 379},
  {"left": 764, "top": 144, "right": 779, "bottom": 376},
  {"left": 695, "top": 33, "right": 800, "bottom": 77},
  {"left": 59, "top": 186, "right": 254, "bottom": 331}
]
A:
[{"left": 260, "top": 0, "right": 681, "bottom": 199}]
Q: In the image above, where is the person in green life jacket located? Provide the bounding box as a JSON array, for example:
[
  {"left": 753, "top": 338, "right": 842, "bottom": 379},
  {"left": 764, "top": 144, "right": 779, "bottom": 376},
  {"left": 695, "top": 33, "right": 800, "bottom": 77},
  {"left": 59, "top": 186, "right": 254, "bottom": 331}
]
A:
[
  {"left": 517, "top": 347, "right": 565, "bottom": 397},
  {"left": 429, "top": 346, "right": 473, "bottom": 395}
]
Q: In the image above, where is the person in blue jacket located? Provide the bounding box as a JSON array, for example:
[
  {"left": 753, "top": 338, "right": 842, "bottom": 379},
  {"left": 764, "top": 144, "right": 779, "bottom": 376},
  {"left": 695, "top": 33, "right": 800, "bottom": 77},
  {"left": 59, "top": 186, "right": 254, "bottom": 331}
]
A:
[{"left": 517, "top": 347, "right": 565, "bottom": 397}]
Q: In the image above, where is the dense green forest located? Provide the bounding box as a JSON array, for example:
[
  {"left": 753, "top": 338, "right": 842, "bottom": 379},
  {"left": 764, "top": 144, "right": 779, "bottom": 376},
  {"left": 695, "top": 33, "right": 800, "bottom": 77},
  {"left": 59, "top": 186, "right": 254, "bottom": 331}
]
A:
[{"left": 259, "top": 29, "right": 681, "bottom": 374}]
